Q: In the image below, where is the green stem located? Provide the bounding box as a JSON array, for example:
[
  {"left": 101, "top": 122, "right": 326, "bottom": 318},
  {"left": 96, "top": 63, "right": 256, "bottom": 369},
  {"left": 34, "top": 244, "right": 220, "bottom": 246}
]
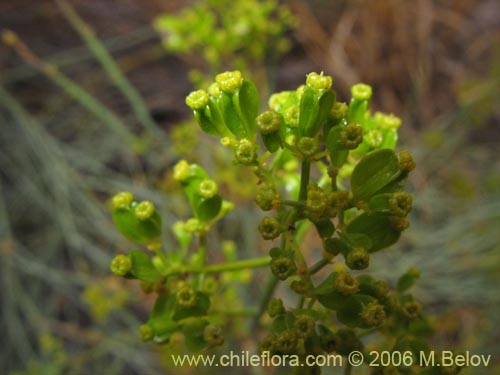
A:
[
  {"left": 202, "top": 256, "right": 270, "bottom": 273},
  {"left": 252, "top": 275, "right": 278, "bottom": 330},
  {"left": 196, "top": 234, "right": 207, "bottom": 289},
  {"left": 281, "top": 200, "right": 305, "bottom": 208},
  {"left": 308, "top": 258, "right": 330, "bottom": 275},
  {"left": 55, "top": 0, "right": 160, "bottom": 136},
  {"left": 299, "top": 160, "right": 311, "bottom": 201}
]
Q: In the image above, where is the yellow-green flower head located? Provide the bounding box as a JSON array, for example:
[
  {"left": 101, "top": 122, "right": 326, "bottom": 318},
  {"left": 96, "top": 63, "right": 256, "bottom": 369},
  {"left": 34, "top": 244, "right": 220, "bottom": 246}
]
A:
[
  {"left": 268, "top": 91, "right": 291, "bottom": 111},
  {"left": 297, "top": 137, "right": 320, "bottom": 159},
  {"left": 351, "top": 83, "right": 372, "bottom": 101},
  {"left": 364, "top": 129, "right": 383, "bottom": 148},
  {"left": 389, "top": 192, "right": 413, "bottom": 217},
  {"left": 306, "top": 71, "right": 333, "bottom": 91},
  {"left": 283, "top": 105, "right": 300, "bottom": 128},
  {"left": 134, "top": 201, "right": 155, "bottom": 221},
  {"left": 204, "top": 324, "right": 224, "bottom": 346},
  {"left": 198, "top": 179, "right": 218, "bottom": 199},
  {"left": 402, "top": 301, "right": 422, "bottom": 320},
  {"left": 139, "top": 324, "right": 154, "bottom": 342},
  {"left": 185, "top": 89, "right": 209, "bottom": 110},
  {"left": 234, "top": 139, "right": 258, "bottom": 165},
  {"left": 335, "top": 271, "right": 360, "bottom": 295},
  {"left": 110, "top": 254, "right": 132, "bottom": 276},
  {"left": 208, "top": 82, "right": 221, "bottom": 97},
  {"left": 215, "top": 70, "right": 243, "bottom": 94},
  {"left": 340, "top": 123, "right": 363, "bottom": 149},
  {"left": 293, "top": 314, "right": 316, "bottom": 338},
  {"left": 346, "top": 248, "right": 370, "bottom": 270},
  {"left": 398, "top": 150, "right": 416, "bottom": 173},
  {"left": 176, "top": 286, "right": 197, "bottom": 308},
  {"left": 173, "top": 160, "right": 191, "bottom": 181},
  {"left": 331, "top": 102, "right": 348, "bottom": 120},
  {"left": 360, "top": 302, "right": 386, "bottom": 327},
  {"left": 257, "top": 110, "right": 282, "bottom": 135},
  {"left": 381, "top": 113, "right": 402, "bottom": 129},
  {"left": 112, "top": 191, "right": 134, "bottom": 209}
]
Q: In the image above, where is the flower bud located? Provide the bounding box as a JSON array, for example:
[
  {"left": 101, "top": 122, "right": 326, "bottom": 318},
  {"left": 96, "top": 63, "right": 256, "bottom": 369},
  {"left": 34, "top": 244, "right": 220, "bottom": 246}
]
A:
[
  {"left": 134, "top": 201, "right": 155, "bottom": 221},
  {"left": 270, "top": 257, "right": 297, "bottom": 280},
  {"left": 335, "top": 271, "right": 360, "bottom": 295},
  {"left": 215, "top": 70, "right": 243, "bottom": 94},
  {"left": 340, "top": 123, "right": 363, "bottom": 149},
  {"left": 283, "top": 105, "right": 300, "bottom": 128},
  {"left": 398, "top": 150, "right": 416, "bottom": 173},
  {"left": 257, "top": 110, "right": 282, "bottom": 135},
  {"left": 297, "top": 137, "right": 320, "bottom": 159},
  {"left": 139, "top": 324, "right": 153, "bottom": 342},
  {"left": 364, "top": 129, "right": 383, "bottom": 148},
  {"left": 306, "top": 183, "right": 327, "bottom": 217},
  {"left": 389, "top": 192, "right": 413, "bottom": 217},
  {"left": 208, "top": 82, "right": 221, "bottom": 97},
  {"left": 401, "top": 300, "right": 422, "bottom": 320},
  {"left": 319, "top": 329, "right": 339, "bottom": 353},
  {"left": 324, "top": 237, "right": 343, "bottom": 256},
  {"left": 331, "top": 102, "right": 348, "bottom": 121},
  {"left": 204, "top": 324, "right": 224, "bottom": 346},
  {"left": 110, "top": 254, "right": 132, "bottom": 276},
  {"left": 360, "top": 302, "right": 386, "bottom": 327},
  {"left": 112, "top": 191, "right": 134, "bottom": 209},
  {"left": 290, "top": 277, "right": 312, "bottom": 295},
  {"left": 176, "top": 286, "right": 197, "bottom": 308},
  {"left": 185, "top": 89, "right": 209, "bottom": 110},
  {"left": 389, "top": 215, "right": 410, "bottom": 232},
  {"left": 255, "top": 184, "right": 281, "bottom": 211},
  {"left": 267, "top": 298, "right": 285, "bottom": 318},
  {"left": 293, "top": 315, "right": 316, "bottom": 338},
  {"left": 258, "top": 216, "right": 281, "bottom": 240},
  {"left": 234, "top": 139, "right": 258, "bottom": 165},
  {"left": 173, "top": 160, "right": 191, "bottom": 181},
  {"left": 198, "top": 179, "right": 219, "bottom": 199},
  {"left": 351, "top": 83, "right": 372, "bottom": 101},
  {"left": 346, "top": 248, "right": 370, "bottom": 270},
  {"left": 259, "top": 335, "right": 276, "bottom": 354},
  {"left": 275, "top": 330, "right": 298, "bottom": 353},
  {"left": 306, "top": 72, "right": 333, "bottom": 92}
]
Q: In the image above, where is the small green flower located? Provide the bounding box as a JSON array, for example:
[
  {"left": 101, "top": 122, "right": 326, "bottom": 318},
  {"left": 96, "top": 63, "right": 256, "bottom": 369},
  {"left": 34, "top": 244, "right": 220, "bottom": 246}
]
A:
[
  {"left": 204, "top": 324, "right": 224, "bottom": 346},
  {"left": 215, "top": 70, "right": 243, "bottom": 93},
  {"left": 389, "top": 215, "right": 410, "bottom": 232},
  {"left": 340, "top": 123, "right": 363, "bottom": 149},
  {"left": 234, "top": 139, "right": 258, "bottom": 165},
  {"left": 319, "top": 330, "right": 339, "bottom": 353},
  {"left": 112, "top": 191, "right": 134, "bottom": 209},
  {"left": 139, "top": 324, "right": 154, "bottom": 342},
  {"left": 270, "top": 257, "right": 297, "bottom": 280},
  {"left": 275, "top": 330, "right": 298, "bottom": 353},
  {"left": 402, "top": 301, "right": 422, "bottom": 320},
  {"left": 283, "top": 105, "right": 300, "bottom": 127},
  {"left": 255, "top": 184, "right": 280, "bottom": 211},
  {"left": 290, "top": 277, "right": 313, "bottom": 295},
  {"left": 176, "top": 286, "right": 197, "bottom": 308},
  {"left": 364, "top": 129, "right": 383, "bottom": 148},
  {"left": 380, "top": 113, "right": 401, "bottom": 129},
  {"left": 373, "top": 280, "right": 389, "bottom": 299},
  {"left": 324, "top": 237, "right": 343, "bottom": 256},
  {"left": 110, "top": 254, "right": 132, "bottom": 276},
  {"left": 389, "top": 192, "right": 413, "bottom": 217},
  {"left": 293, "top": 315, "right": 316, "bottom": 338},
  {"left": 259, "top": 335, "right": 276, "bottom": 354},
  {"left": 306, "top": 72, "right": 333, "bottom": 91},
  {"left": 398, "top": 150, "right": 416, "bottom": 173},
  {"left": 346, "top": 248, "right": 370, "bottom": 270},
  {"left": 306, "top": 183, "right": 327, "bottom": 220},
  {"left": 134, "top": 201, "right": 155, "bottom": 221},
  {"left": 351, "top": 83, "right": 372, "bottom": 101},
  {"left": 267, "top": 298, "right": 285, "bottom": 318},
  {"left": 198, "top": 179, "right": 218, "bottom": 199},
  {"left": 331, "top": 102, "right": 348, "bottom": 121},
  {"left": 360, "top": 302, "right": 386, "bottom": 327},
  {"left": 297, "top": 137, "right": 320, "bottom": 159},
  {"left": 335, "top": 271, "right": 360, "bottom": 295},
  {"left": 258, "top": 216, "right": 281, "bottom": 240},
  {"left": 173, "top": 160, "right": 191, "bottom": 181},
  {"left": 185, "top": 89, "right": 209, "bottom": 110},
  {"left": 208, "top": 82, "right": 221, "bottom": 97},
  {"left": 257, "top": 111, "right": 282, "bottom": 135}
]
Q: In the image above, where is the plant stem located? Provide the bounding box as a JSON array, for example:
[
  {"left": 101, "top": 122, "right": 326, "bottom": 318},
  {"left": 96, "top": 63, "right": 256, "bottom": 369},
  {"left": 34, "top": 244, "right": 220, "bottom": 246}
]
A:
[
  {"left": 308, "top": 258, "right": 330, "bottom": 275},
  {"left": 299, "top": 160, "right": 311, "bottom": 201},
  {"left": 252, "top": 275, "right": 278, "bottom": 329},
  {"left": 281, "top": 200, "right": 305, "bottom": 208},
  {"left": 202, "top": 256, "right": 270, "bottom": 273},
  {"left": 55, "top": 0, "right": 161, "bottom": 136},
  {"left": 196, "top": 234, "right": 207, "bottom": 289}
]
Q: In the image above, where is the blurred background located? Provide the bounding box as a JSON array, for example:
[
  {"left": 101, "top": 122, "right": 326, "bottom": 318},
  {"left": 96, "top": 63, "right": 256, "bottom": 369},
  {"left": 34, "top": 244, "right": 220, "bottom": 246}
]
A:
[{"left": 0, "top": 0, "right": 499, "bottom": 374}]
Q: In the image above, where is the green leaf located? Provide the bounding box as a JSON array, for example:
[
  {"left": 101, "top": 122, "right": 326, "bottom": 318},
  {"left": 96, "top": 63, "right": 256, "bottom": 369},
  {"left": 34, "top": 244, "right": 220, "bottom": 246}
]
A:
[
  {"left": 207, "top": 97, "right": 231, "bottom": 136},
  {"left": 173, "top": 292, "right": 210, "bottom": 321},
  {"left": 339, "top": 232, "right": 373, "bottom": 251},
  {"left": 313, "top": 219, "right": 335, "bottom": 239},
  {"left": 314, "top": 272, "right": 337, "bottom": 296},
  {"left": 193, "top": 107, "right": 219, "bottom": 136},
  {"left": 261, "top": 132, "right": 282, "bottom": 153},
  {"left": 368, "top": 193, "right": 393, "bottom": 213},
  {"left": 129, "top": 251, "right": 162, "bottom": 283},
  {"left": 351, "top": 149, "right": 402, "bottom": 200},
  {"left": 326, "top": 125, "right": 349, "bottom": 167},
  {"left": 397, "top": 268, "right": 420, "bottom": 293},
  {"left": 298, "top": 86, "right": 319, "bottom": 136},
  {"left": 271, "top": 312, "right": 295, "bottom": 334},
  {"left": 309, "top": 90, "right": 335, "bottom": 137},
  {"left": 235, "top": 79, "right": 259, "bottom": 136},
  {"left": 112, "top": 207, "right": 162, "bottom": 244},
  {"left": 346, "top": 212, "right": 400, "bottom": 252},
  {"left": 182, "top": 319, "right": 209, "bottom": 351},
  {"left": 219, "top": 92, "right": 247, "bottom": 138}
]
